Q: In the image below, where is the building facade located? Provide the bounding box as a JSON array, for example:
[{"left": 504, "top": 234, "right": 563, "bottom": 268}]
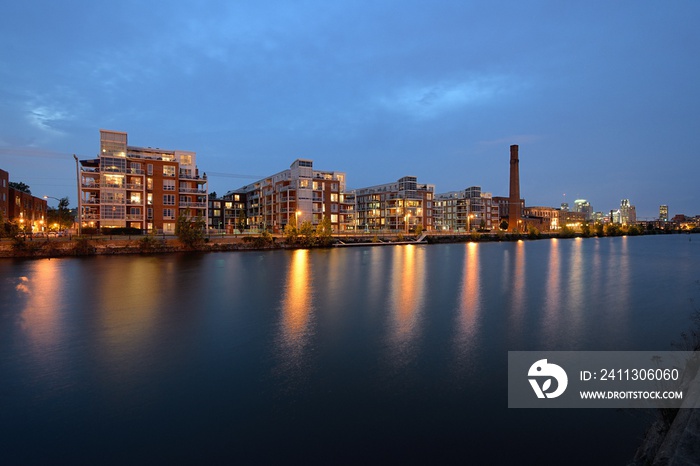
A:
[
  {"left": 0, "top": 168, "right": 48, "bottom": 233},
  {"left": 619, "top": 199, "right": 637, "bottom": 225},
  {"left": 434, "top": 186, "right": 499, "bottom": 231},
  {"left": 78, "top": 130, "right": 208, "bottom": 233},
  {"left": 354, "top": 176, "right": 434, "bottom": 232},
  {"left": 523, "top": 206, "right": 560, "bottom": 232},
  {"left": 0, "top": 169, "right": 8, "bottom": 220},
  {"left": 225, "top": 159, "right": 352, "bottom": 232},
  {"left": 659, "top": 205, "right": 669, "bottom": 222}
]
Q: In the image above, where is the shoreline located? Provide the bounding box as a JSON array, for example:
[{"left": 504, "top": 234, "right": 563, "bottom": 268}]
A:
[{"left": 0, "top": 229, "right": 696, "bottom": 259}]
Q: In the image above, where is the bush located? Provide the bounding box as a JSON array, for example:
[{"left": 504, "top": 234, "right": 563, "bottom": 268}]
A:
[
  {"left": 73, "top": 237, "right": 96, "bottom": 255},
  {"left": 139, "top": 235, "right": 166, "bottom": 253}
]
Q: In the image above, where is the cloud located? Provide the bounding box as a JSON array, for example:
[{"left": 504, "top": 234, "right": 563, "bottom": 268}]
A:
[
  {"left": 27, "top": 103, "right": 69, "bottom": 135},
  {"left": 379, "top": 75, "right": 520, "bottom": 120}
]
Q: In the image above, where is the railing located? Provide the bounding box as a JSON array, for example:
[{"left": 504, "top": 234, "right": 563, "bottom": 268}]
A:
[
  {"left": 179, "top": 187, "right": 207, "bottom": 194},
  {"left": 126, "top": 184, "right": 144, "bottom": 190},
  {"left": 82, "top": 183, "right": 100, "bottom": 188},
  {"left": 128, "top": 169, "right": 145, "bottom": 175},
  {"left": 83, "top": 199, "right": 100, "bottom": 204},
  {"left": 180, "top": 202, "right": 207, "bottom": 208},
  {"left": 127, "top": 199, "right": 143, "bottom": 205},
  {"left": 100, "top": 199, "right": 126, "bottom": 204}
]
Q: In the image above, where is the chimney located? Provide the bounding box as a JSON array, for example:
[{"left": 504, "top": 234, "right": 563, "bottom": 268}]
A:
[{"left": 509, "top": 145, "right": 521, "bottom": 231}]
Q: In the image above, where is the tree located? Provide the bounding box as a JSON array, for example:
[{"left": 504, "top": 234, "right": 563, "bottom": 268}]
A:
[
  {"left": 500, "top": 220, "right": 509, "bottom": 231},
  {"left": 175, "top": 211, "right": 206, "bottom": 249},
  {"left": 9, "top": 181, "right": 31, "bottom": 194},
  {"left": 283, "top": 213, "right": 298, "bottom": 244},
  {"left": 208, "top": 191, "right": 218, "bottom": 199},
  {"left": 316, "top": 216, "right": 333, "bottom": 246},
  {"left": 46, "top": 197, "right": 72, "bottom": 231},
  {"left": 299, "top": 220, "right": 315, "bottom": 247}
]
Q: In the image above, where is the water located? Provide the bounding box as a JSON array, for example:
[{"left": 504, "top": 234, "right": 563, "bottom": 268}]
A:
[{"left": 1, "top": 235, "right": 698, "bottom": 464}]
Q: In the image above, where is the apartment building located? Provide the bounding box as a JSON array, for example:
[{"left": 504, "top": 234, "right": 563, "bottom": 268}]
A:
[
  {"left": 354, "top": 176, "right": 434, "bottom": 232},
  {"left": 434, "top": 186, "right": 499, "bottom": 231},
  {"left": 78, "top": 130, "right": 208, "bottom": 233},
  {"left": 225, "top": 159, "right": 353, "bottom": 232},
  {"left": 0, "top": 169, "right": 8, "bottom": 219},
  {"left": 0, "top": 168, "right": 48, "bottom": 232}
]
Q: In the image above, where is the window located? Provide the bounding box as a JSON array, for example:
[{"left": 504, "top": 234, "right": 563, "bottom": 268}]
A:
[
  {"left": 163, "top": 208, "right": 175, "bottom": 219},
  {"left": 179, "top": 155, "right": 192, "bottom": 165},
  {"left": 164, "top": 222, "right": 175, "bottom": 233},
  {"left": 147, "top": 164, "right": 153, "bottom": 175},
  {"left": 331, "top": 193, "right": 338, "bottom": 202},
  {"left": 331, "top": 214, "right": 338, "bottom": 223},
  {"left": 147, "top": 178, "right": 153, "bottom": 189},
  {"left": 147, "top": 193, "right": 153, "bottom": 205},
  {"left": 163, "top": 179, "right": 175, "bottom": 191},
  {"left": 163, "top": 165, "right": 176, "bottom": 177},
  {"left": 164, "top": 194, "right": 175, "bottom": 205}
]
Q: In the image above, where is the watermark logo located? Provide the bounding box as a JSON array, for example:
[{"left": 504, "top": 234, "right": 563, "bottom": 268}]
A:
[{"left": 528, "top": 359, "right": 568, "bottom": 399}]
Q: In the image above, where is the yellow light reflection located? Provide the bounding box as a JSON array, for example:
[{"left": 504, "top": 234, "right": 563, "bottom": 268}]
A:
[
  {"left": 511, "top": 240, "right": 526, "bottom": 317},
  {"left": 454, "top": 242, "right": 481, "bottom": 361},
  {"left": 20, "top": 260, "right": 62, "bottom": 351},
  {"left": 279, "top": 249, "right": 314, "bottom": 363},
  {"left": 543, "top": 237, "right": 561, "bottom": 340},
  {"left": 97, "top": 258, "right": 161, "bottom": 354},
  {"left": 388, "top": 245, "right": 426, "bottom": 364}
]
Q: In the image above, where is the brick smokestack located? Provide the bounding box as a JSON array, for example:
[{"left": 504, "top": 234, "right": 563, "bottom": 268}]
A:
[{"left": 509, "top": 144, "right": 521, "bottom": 231}]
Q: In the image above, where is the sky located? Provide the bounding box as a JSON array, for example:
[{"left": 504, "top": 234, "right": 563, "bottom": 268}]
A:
[{"left": 1, "top": 1, "right": 698, "bottom": 219}]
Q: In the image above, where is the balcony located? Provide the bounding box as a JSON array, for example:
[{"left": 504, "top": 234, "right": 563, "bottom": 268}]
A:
[
  {"left": 180, "top": 202, "right": 207, "bottom": 208},
  {"left": 127, "top": 199, "right": 144, "bottom": 205},
  {"left": 179, "top": 187, "right": 207, "bottom": 194}
]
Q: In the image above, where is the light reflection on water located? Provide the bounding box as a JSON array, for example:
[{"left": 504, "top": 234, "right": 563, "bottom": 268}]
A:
[
  {"left": 388, "top": 245, "right": 426, "bottom": 366},
  {"left": 1, "top": 235, "right": 699, "bottom": 464},
  {"left": 277, "top": 249, "right": 315, "bottom": 373},
  {"left": 453, "top": 242, "right": 481, "bottom": 371}
]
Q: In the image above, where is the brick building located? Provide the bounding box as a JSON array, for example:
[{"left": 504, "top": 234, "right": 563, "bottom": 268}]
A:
[{"left": 78, "top": 130, "right": 208, "bottom": 233}]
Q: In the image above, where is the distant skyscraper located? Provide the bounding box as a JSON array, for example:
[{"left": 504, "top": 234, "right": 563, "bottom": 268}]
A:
[
  {"left": 560, "top": 202, "right": 569, "bottom": 213},
  {"left": 659, "top": 205, "right": 669, "bottom": 222},
  {"left": 620, "top": 199, "right": 636, "bottom": 225},
  {"left": 573, "top": 199, "right": 593, "bottom": 221}
]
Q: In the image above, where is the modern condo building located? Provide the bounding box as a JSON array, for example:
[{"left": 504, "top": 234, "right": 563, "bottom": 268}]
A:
[
  {"left": 224, "top": 159, "right": 353, "bottom": 232},
  {"left": 78, "top": 130, "right": 208, "bottom": 233},
  {"left": 353, "top": 176, "right": 434, "bottom": 232}
]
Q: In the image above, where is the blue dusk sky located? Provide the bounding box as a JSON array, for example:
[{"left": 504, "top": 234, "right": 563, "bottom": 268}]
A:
[{"left": 1, "top": 1, "right": 698, "bottom": 219}]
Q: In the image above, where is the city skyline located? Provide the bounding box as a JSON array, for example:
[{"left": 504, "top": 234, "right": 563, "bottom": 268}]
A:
[{"left": 1, "top": 1, "right": 699, "bottom": 218}]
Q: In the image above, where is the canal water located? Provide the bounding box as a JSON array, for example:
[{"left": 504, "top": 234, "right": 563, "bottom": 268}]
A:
[{"left": 1, "top": 235, "right": 698, "bottom": 464}]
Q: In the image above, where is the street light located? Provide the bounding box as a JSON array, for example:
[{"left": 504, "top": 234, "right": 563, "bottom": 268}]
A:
[
  {"left": 467, "top": 213, "right": 474, "bottom": 232},
  {"left": 43, "top": 195, "right": 61, "bottom": 205}
]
